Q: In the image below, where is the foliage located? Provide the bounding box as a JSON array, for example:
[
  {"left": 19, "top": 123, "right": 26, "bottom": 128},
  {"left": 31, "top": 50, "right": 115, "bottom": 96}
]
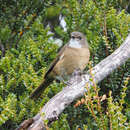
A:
[
  {"left": 73, "top": 67, "right": 129, "bottom": 129},
  {"left": 0, "top": 0, "right": 130, "bottom": 129}
]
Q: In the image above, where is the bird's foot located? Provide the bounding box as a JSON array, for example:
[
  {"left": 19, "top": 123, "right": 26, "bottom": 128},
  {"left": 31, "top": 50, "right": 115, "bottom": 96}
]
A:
[
  {"left": 55, "top": 76, "right": 72, "bottom": 86},
  {"left": 63, "top": 80, "right": 72, "bottom": 86}
]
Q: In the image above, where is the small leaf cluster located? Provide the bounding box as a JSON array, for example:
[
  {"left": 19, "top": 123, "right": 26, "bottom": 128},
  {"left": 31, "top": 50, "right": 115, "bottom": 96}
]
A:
[
  {"left": 0, "top": 16, "right": 59, "bottom": 129},
  {"left": 72, "top": 71, "right": 129, "bottom": 129}
]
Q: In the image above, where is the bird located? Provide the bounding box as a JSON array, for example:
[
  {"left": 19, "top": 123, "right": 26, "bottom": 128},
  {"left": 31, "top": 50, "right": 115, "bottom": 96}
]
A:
[{"left": 30, "top": 31, "right": 90, "bottom": 99}]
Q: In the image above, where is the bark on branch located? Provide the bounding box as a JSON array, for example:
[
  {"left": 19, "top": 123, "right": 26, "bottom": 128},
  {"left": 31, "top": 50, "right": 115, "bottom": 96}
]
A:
[{"left": 17, "top": 34, "right": 130, "bottom": 130}]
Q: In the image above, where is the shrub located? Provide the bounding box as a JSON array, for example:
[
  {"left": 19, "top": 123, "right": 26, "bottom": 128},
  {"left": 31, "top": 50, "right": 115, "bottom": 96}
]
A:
[{"left": 0, "top": 0, "right": 129, "bottom": 129}]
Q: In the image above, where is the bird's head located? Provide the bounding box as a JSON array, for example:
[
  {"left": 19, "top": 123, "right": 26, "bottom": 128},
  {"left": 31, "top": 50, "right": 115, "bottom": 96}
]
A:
[{"left": 69, "top": 32, "right": 88, "bottom": 48}]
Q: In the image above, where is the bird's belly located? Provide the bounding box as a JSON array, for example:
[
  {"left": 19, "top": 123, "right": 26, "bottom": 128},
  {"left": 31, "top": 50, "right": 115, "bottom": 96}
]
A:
[{"left": 52, "top": 47, "right": 90, "bottom": 79}]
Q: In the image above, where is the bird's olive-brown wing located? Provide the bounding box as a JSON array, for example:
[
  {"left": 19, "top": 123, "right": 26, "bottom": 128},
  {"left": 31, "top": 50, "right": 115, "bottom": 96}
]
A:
[{"left": 44, "top": 44, "right": 67, "bottom": 79}]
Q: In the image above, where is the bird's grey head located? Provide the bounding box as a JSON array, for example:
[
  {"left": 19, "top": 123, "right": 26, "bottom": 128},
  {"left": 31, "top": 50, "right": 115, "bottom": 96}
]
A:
[{"left": 69, "top": 32, "right": 88, "bottom": 48}]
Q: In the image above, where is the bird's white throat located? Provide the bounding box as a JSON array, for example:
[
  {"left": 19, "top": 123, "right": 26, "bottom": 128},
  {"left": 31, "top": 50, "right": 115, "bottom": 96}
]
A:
[{"left": 69, "top": 39, "right": 82, "bottom": 48}]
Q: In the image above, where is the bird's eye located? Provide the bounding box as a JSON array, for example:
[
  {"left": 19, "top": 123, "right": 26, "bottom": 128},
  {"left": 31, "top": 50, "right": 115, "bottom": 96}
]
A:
[
  {"left": 71, "top": 36, "right": 75, "bottom": 39},
  {"left": 78, "top": 36, "right": 82, "bottom": 40}
]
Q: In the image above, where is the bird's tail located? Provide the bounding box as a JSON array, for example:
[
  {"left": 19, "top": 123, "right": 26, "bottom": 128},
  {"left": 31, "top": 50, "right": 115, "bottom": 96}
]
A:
[{"left": 30, "top": 78, "right": 52, "bottom": 99}]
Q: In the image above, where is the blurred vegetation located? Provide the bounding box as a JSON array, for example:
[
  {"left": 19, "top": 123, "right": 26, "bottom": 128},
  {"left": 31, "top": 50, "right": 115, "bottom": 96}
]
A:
[{"left": 0, "top": 0, "right": 130, "bottom": 129}]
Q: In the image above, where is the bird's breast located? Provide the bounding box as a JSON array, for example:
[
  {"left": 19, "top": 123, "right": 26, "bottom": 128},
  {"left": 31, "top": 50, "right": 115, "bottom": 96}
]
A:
[
  {"left": 52, "top": 47, "right": 90, "bottom": 79},
  {"left": 68, "top": 39, "right": 82, "bottom": 48}
]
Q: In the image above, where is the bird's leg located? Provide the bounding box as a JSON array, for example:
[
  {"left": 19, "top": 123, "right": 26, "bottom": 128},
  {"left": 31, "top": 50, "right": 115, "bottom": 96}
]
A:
[
  {"left": 55, "top": 76, "right": 66, "bottom": 84},
  {"left": 72, "top": 68, "right": 82, "bottom": 76},
  {"left": 64, "top": 69, "right": 83, "bottom": 86},
  {"left": 61, "top": 79, "right": 72, "bottom": 86},
  {"left": 63, "top": 80, "right": 73, "bottom": 86},
  {"left": 55, "top": 69, "right": 83, "bottom": 86},
  {"left": 55, "top": 76, "right": 72, "bottom": 86}
]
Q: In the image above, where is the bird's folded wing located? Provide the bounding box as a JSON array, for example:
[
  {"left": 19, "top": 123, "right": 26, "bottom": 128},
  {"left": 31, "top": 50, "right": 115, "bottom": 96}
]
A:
[{"left": 44, "top": 44, "right": 67, "bottom": 79}]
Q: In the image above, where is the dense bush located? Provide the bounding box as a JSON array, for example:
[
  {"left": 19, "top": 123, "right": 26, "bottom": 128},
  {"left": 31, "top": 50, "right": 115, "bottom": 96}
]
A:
[{"left": 0, "top": 0, "right": 129, "bottom": 129}]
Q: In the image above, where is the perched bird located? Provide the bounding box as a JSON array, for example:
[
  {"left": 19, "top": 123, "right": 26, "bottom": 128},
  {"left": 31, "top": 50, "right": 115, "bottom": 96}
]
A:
[{"left": 30, "top": 32, "right": 90, "bottom": 99}]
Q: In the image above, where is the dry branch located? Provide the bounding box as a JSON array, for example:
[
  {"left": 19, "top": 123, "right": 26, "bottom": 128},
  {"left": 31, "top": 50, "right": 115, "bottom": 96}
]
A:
[{"left": 17, "top": 34, "right": 130, "bottom": 130}]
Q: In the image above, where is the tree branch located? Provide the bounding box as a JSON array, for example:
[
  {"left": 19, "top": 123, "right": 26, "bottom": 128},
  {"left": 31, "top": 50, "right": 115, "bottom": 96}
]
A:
[{"left": 17, "top": 34, "right": 130, "bottom": 130}]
